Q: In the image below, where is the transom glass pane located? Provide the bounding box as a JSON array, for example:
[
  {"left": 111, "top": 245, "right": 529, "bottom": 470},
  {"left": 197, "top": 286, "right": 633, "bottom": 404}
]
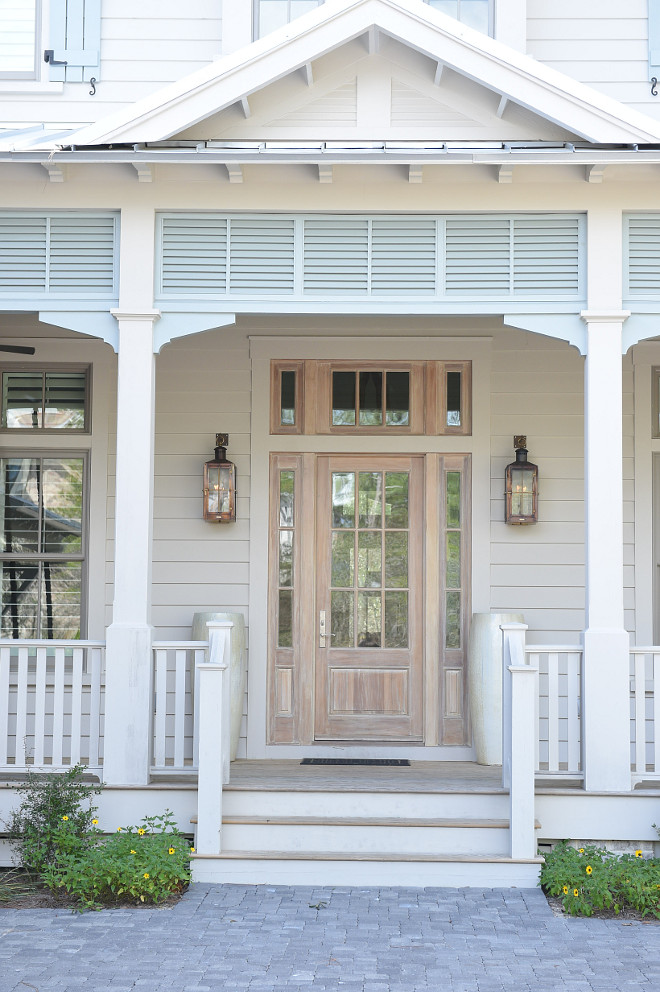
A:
[
  {"left": 359, "top": 371, "right": 383, "bottom": 426},
  {"left": 446, "top": 371, "right": 462, "bottom": 427},
  {"left": 2, "top": 370, "right": 88, "bottom": 430},
  {"left": 386, "top": 372, "right": 410, "bottom": 426},
  {"left": 332, "top": 372, "right": 356, "bottom": 426},
  {"left": 280, "top": 371, "right": 296, "bottom": 426}
]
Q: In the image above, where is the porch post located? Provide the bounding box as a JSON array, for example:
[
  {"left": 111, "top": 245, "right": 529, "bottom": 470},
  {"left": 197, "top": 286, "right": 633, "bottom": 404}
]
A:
[
  {"left": 580, "top": 311, "right": 631, "bottom": 792},
  {"left": 103, "top": 309, "right": 160, "bottom": 785}
]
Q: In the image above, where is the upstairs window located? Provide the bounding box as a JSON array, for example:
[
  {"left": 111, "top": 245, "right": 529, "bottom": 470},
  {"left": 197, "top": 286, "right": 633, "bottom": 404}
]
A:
[
  {"left": 0, "top": 0, "right": 40, "bottom": 79},
  {"left": 255, "top": 0, "right": 492, "bottom": 39}
]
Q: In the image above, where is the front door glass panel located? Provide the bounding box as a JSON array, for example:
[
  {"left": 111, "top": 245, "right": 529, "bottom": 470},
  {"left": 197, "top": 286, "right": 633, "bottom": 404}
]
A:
[{"left": 329, "top": 470, "right": 410, "bottom": 649}]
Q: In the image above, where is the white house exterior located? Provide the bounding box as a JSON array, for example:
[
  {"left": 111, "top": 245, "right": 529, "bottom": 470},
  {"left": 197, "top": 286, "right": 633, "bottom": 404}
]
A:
[{"left": 1, "top": 0, "right": 660, "bottom": 886}]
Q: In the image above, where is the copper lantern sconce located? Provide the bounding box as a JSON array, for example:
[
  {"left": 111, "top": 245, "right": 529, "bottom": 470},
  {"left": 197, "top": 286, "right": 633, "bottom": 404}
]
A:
[
  {"left": 203, "top": 433, "right": 237, "bottom": 523},
  {"left": 505, "top": 435, "right": 538, "bottom": 525}
]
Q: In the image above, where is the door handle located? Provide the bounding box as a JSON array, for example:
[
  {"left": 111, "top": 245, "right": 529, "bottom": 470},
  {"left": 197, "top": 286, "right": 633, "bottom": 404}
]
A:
[{"left": 319, "top": 609, "right": 326, "bottom": 647}]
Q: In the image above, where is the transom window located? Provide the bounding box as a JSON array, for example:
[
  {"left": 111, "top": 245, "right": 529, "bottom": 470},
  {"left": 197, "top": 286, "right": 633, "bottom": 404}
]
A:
[
  {"left": 255, "top": 0, "right": 491, "bottom": 38},
  {"left": 0, "top": 454, "right": 86, "bottom": 639},
  {"left": 1, "top": 368, "right": 89, "bottom": 432},
  {"left": 0, "top": 0, "right": 40, "bottom": 79},
  {"left": 270, "top": 359, "right": 471, "bottom": 436}
]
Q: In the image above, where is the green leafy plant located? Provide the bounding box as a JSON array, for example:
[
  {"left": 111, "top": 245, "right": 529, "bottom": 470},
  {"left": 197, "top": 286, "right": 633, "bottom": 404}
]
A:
[
  {"left": 6, "top": 765, "right": 102, "bottom": 873},
  {"left": 540, "top": 841, "right": 660, "bottom": 918},
  {"left": 41, "top": 811, "right": 193, "bottom": 910}
]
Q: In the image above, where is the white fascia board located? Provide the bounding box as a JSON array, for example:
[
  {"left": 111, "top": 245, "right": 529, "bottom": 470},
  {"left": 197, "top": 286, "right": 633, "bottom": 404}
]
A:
[{"left": 69, "top": 0, "right": 660, "bottom": 148}]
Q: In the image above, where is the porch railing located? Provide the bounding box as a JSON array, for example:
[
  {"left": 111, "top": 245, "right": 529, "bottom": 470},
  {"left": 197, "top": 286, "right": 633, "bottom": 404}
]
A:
[
  {"left": 151, "top": 641, "right": 208, "bottom": 775},
  {"left": 630, "top": 648, "right": 660, "bottom": 785},
  {"left": 526, "top": 645, "right": 582, "bottom": 779},
  {"left": 0, "top": 640, "right": 105, "bottom": 774}
]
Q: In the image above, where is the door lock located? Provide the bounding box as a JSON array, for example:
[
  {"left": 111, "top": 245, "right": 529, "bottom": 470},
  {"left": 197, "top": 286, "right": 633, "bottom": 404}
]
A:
[{"left": 319, "top": 609, "right": 326, "bottom": 647}]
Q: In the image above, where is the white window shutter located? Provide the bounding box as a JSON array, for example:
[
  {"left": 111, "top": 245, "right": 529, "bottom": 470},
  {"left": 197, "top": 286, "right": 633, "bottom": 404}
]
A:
[
  {"left": 626, "top": 216, "right": 660, "bottom": 296},
  {"left": 47, "top": 0, "right": 101, "bottom": 83}
]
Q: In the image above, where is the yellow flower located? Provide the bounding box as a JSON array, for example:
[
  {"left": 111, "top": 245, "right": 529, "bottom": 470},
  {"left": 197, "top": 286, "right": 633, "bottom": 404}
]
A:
[
  {"left": 562, "top": 886, "right": 568, "bottom": 894},
  {"left": 116, "top": 827, "right": 122, "bottom": 833},
  {"left": 578, "top": 848, "right": 584, "bottom": 854},
  {"left": 190, "top": 847, "right": 196, "bottom": 854},
  {"left": 635, "top": 850, "right": 643, "bottom": 858},
  {"left": 586, "top": 866, "right": 592, "bottom": 875},
  {"left": 62, "top": 815, "right": 69, "bottom": 821},
  {"left": 138, "top": 828, "right": 146, "bottom": 836},
  {"left": 130, "top": 850, "right": 136, "bottom": 855},
  {"left": 143, "top": 873, "right": 149, "bottom": 879},
  {"left": 168, "top": 847, "right": 176, "bottom": 855},
  {"left": 573, "top": 889, "right": 579, "bottom": 897},
  {"left": 91, "top": 819, "right": 98, "bottom": 825}
]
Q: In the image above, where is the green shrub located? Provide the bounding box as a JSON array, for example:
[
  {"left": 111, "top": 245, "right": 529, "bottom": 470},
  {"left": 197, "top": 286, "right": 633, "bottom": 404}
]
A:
[
  {"left": 6, "top": 765, "right": 102, "bottom": 873},
  {"left": 41, "top": 812, "right": 193, "bottom": 910},
  {"left": 540, "top": 841, "right": 660, "bottom": 918}
]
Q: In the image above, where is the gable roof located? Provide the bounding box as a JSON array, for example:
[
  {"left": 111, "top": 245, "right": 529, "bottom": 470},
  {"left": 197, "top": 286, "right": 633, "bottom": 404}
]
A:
[{"left": 70, "top": 0, "right": 660, "bottom": 148}]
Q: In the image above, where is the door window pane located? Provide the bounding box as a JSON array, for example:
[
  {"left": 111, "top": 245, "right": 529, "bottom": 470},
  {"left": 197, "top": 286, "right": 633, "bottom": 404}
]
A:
[
  {"left": 280, "top": 370, "right": 296, "bottom": 426},
  {"left": 384, "top": 473, "right": 409, "bottom": 528},
  {"left": 385, "top": 591, "right": 408, "bottom": 648},
  {"left": 279, "top": 531, "right": 293, "bottom": 586},
  {"left": 357, "top": 591, "right": 381, "bottom": 647},
  {"left": 385, "top": 531, "right": 408, "bottom": 588},
  {"left": 358, "top": 472, "right": 382, "bottom": 528},
  {"left": 331, "top": 589, "right": 353, "bottom": 647},
  {"left": 357, "top": 531, "right": 382, "bottom": 588},
  {"left": 278, "top": 589, "right": 293, "bottom": 647},
  {"left": 446, "top": 471, "right": 461, "bottom": 527},
  {"left": 332, "top": 473, "right": 355, "bottom": 527},
  {"left": 331, "top": 531, "right": 354, "bottom": 588},
  {"left": 446, "top": 371, "right": 462, "bottom": 427},
  {"left": 279, "top": 470, "right": 294, "bottom": 526}
]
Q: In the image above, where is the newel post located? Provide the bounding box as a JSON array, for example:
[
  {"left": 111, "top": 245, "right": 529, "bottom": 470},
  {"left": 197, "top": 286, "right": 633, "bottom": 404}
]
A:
[
  {"left": 501, "top": 622, "right": 537, "bottom": 859},
  {"left": 195, "top": 621, "right": 233, "bottom": 856}
]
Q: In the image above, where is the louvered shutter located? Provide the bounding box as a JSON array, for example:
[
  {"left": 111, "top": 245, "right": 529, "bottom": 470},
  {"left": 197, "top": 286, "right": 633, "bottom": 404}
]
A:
[
  {"left": 0, "top": 215, "right": 47, "bottom": 291},
  {"left": 370, "top": 218, "right": 436, "bottom": 295},
  {"left": 229, "top": 217, "right": 295, "bottom": 294},
  {"left": 161, "top": 216, "right": 227, "bottom": 295},
  {"left": 47, "top": 0, "right": 101, "bottom": 82},
  {"left": 651, "top": 0, "right": 660, "bottom": 78},
  {"left": 627, "top": 216, "right": 660, "bottom": 296},
  {"left": 48, "top": 215, "right": 116, "bottom": 293},
  {"left": 512, "top": 217, "right": 580, "bottom": 295},
  {"left": 444, "top": 218, "right": 511, "bottom": 295},
  {"left": 303, "top": 218, "right": 369, "bottom": 295}
]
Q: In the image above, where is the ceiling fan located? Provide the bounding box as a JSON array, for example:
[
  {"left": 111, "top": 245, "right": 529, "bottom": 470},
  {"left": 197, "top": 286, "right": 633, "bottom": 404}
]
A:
[{"left": 0, "top": 345, "right": 35, "bottom": 355}]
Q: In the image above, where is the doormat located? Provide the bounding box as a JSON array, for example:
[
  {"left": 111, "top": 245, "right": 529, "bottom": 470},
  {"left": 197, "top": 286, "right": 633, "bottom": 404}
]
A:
[{"left": 301, "top": 758, "right": 411, "bottom": 766}]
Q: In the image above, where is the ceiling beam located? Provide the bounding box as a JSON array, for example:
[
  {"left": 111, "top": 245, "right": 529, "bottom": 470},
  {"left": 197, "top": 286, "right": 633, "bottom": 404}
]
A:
[
  {"left": 226, "top": 163, "right": 243, "bottom": 183},
  {"left": 41, "top": 161, "right": 65, "bottom": 182},
  {"left": 132, "top": 163, "right": 153, "bottom": 182},
  {"left": 302, "top": 62, "right": 314, "bottom": 86},
  {"left": 586, "top": 164, "right": 606, "bottom": 183}
]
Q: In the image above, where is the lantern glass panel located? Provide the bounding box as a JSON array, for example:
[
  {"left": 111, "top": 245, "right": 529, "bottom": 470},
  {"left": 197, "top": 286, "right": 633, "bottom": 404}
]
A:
[
  {"left": 207, "top": 464, "right": 232, "bottom": 517},
  {"left": 510, "top": 468, "right": 535, "bottom": 517}
]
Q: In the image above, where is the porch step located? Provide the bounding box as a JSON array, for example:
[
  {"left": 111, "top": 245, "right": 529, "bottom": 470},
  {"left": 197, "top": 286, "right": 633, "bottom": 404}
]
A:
[
  {"left": 201, "top": 813, "right": 527, "bottom": 856},
  {"left": 191, "top": 851, "right": 544, "bottom": 888},
  {"left": 221, "top": 789, "right": 510, "bottom": 820}
]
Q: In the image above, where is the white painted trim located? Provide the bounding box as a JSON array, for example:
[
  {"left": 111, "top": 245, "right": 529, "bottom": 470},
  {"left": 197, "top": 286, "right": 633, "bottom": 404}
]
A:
[
  {"left": 247, "top": 333, "right": 491, "bottom": 759},
  {"left": 632, "top": 343, "right": 657, "bottom": 645},
  {"left": 69, "top": 0, "right": 660, "bottom": 147}
]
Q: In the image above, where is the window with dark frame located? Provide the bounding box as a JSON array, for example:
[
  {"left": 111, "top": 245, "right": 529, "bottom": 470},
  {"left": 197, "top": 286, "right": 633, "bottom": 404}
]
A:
[{"left": 1, "top": 368, "right": 89, "bottom": 432}]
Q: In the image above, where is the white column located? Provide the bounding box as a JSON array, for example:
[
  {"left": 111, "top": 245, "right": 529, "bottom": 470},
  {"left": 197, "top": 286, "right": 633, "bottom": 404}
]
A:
[
  {"left": 103, "top": 309, "right": 160, "bottom": 785},
  {"left": 580, "top": 311, "right": 631, "bottom": 792},
  {"left": 195, "top": 622, "right": 232, "bottom": 856}
]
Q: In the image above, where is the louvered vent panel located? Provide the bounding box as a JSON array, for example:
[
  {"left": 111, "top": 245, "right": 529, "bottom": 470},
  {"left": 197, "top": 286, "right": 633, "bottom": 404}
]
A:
[
  {"left": 513, "top": 217, "right": 580, "bottom": 295},
  {"left": 49, "top": 215, "right": 116, "bottom": 293},
  {"left": 627, "top": 217, "right": 660, "bottom": 295},
  {"left": 303, "top": 218, "right": 369, "bottom": 295},
  {"left": 229, "top": 217, "right": 295, "bottom": 294},
  {"left": 0, "top": 216, "right": 48, "bottom": 291},
  {"left": 161, "top": 216, "right": 227, "bottom": 294},
  {"left": 371, "top": 218, "right": 437, "bottom": 295},
  {"left": 444, "top": 218, "right": 511, "bottom": 295}
]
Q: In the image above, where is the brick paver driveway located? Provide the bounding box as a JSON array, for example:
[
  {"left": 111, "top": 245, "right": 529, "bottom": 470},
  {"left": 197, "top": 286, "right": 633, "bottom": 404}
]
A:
[{"left": 0, "top": 885, "right": 658, "bottom": 991}]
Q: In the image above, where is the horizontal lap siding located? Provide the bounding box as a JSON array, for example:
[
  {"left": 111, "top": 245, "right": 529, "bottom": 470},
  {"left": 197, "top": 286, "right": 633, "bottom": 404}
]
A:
[
  {"left": 3, "top": 0, "right": 222, "bottom": 125},
  {"left": 526, "top": 1, "right": 657, "bottom": 119},
  {"left": 490, "top": 330, "right": 635, "bottom": 643}
]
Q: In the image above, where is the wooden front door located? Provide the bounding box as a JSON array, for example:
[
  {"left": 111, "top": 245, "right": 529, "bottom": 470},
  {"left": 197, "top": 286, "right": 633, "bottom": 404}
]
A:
[{"left": 314, "top": 455, "right": 424, "bottom": 741}]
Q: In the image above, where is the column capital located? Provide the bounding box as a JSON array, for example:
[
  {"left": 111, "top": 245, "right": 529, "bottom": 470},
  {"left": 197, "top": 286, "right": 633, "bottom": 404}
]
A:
[
  {"left": 580, "top": 310, "right": 631, "bottom": 324},
  {"left": 111, "top": 309, "right": 161, "bottom": 324}
]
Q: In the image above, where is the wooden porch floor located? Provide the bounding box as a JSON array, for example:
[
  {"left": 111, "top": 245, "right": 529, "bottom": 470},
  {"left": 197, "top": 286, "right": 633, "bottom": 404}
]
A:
[{"left": 224, "top": 760, "right": 505, "bottom": 793}]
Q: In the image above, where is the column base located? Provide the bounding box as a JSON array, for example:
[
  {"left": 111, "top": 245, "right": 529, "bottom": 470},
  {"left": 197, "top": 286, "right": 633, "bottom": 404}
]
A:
[
  {"left": 103, "top": 623, "right": 153, "bottom": 786},
  {"left": 581, "top": 628, "right": 631, "bottom": 792}
]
